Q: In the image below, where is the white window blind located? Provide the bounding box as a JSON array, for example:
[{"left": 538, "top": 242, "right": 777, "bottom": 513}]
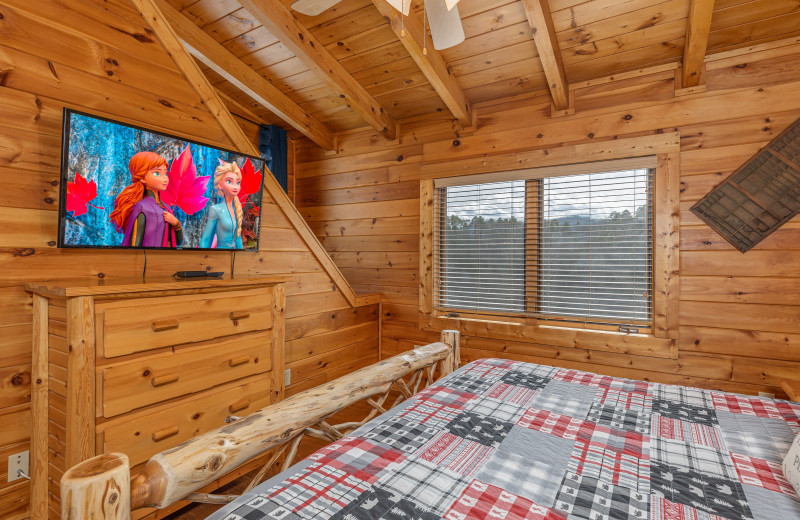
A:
[{"left": 434, "top": 160, "right": 654, "bottom": 327}]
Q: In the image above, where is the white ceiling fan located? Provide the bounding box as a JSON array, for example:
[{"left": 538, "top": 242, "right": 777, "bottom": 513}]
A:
[{"left": 290, "top": 0, "right": 465, "bottom": 51}]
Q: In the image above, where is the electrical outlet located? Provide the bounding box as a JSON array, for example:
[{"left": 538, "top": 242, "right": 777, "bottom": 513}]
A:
[
  {"left": 759, "top": 391, "right": 775, "bottom": 399},
  {"left": 284, "top": 368, "right": 291, "bottom": 386},
  {"left": 8, "top": 451, "right": 29, "bottom": 483}
]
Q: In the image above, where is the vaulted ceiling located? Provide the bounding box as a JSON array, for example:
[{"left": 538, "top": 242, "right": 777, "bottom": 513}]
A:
[{"left": 160, "top": 0, "right": 800, "bottom": 147}]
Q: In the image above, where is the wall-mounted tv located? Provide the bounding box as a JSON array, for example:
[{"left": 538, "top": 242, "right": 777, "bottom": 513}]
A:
[{"left": 58, "top": 109, "right": 265, "bottom": 251}]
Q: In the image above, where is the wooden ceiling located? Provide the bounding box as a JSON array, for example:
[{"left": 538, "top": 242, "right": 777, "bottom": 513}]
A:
[{"left": 160, "top": 0, "right": 800, "bottom": 146}]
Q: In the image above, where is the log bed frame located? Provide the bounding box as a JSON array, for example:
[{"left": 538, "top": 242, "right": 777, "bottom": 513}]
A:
[{"left": 59, "top": 330, "right": 461, "bottom": 519}]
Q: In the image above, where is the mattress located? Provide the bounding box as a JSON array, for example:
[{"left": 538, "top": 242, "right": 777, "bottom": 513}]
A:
[{"left": 209, "top": 359, "right": 800, "bottom": 520}]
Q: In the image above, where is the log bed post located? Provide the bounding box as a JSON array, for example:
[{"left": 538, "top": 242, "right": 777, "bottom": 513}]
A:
[
  {"left": 440, "top": 329, "right": 461, "bottom": 375},
  {"left": 60, "top": 339, "right": 458, "bottom": 516},
  {"left": 61, "top": 453, "right": 131, "bottom": 519}
]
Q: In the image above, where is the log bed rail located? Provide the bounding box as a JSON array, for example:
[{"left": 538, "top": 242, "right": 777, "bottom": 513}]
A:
[{"left": 60, "top": 330, "right": 461, "bottom": 519}]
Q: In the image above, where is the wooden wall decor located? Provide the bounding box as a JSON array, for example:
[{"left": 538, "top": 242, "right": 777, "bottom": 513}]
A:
[{"left": 691, "top": 117, "right": 800, "bottom": 253}]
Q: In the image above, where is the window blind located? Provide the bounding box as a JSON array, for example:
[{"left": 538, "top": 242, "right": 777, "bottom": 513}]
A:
[{"left": 434, "top": 162, "right": 654, "bottom": 327}]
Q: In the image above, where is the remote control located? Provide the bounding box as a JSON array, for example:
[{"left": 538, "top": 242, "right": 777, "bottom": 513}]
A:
[{"left": 174, "top": 271, "right": 224, "bottom": 278}]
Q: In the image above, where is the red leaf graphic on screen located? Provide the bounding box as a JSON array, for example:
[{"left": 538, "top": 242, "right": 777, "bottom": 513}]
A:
[
  {"left": 161, "top": 145, "right": 210, "bottom": 215},
  {"left": 239, "top": 158, "right": 263, "bottom": 206},
  {"left": 66, "top": 172, "right": 104, "bottom": 217}
]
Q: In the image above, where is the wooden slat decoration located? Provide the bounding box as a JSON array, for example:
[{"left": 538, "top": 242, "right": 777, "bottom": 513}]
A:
[{"left": 691, "top": 116, "right": 800, "bottom": 252}]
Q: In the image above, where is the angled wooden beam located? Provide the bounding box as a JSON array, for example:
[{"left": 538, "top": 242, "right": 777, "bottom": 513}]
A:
[
  {"left": 155, "top": 0, "right": 335, "bottom": 150},
  {"left": 130, "top": 0, "right": 257, "bottom": 153},
  {"left": 239, "top": 0, "right": 397, "bottom": 140},
  {"left": 371, "top": 0, "right": 472, "bottom": 127},
  {"left": 681, "top": 0, "right": 715, "bottom": 89},
  {"left": 521, "top": 0, "right": 569, "bottom": 111},
  {"left": 130, "top": 0, "right": 358, "bottom": 307}
]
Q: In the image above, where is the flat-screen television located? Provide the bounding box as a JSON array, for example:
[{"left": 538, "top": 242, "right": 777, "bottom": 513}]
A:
[{"left": 58, "top": 109, "right": 265, "bottom": 251}]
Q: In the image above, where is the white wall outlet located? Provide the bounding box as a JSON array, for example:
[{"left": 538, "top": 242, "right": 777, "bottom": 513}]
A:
[
  {"left": 8, "top": 451, "right": 29, "bottom": 482},
  {"left": 759, "top": 392, "right": 775, "bottom": 399},
  {"left": 285, "top": 369, "right": 291, "bottom": 386}
]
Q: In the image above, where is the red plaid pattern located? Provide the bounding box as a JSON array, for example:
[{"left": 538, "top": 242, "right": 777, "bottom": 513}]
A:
[
  {"left": 554, "top": 368, "right": 615, "bottom": 388},
  {"left": 651, "top": 497, "right": 729, "bottom": 520},
  {"left": 517, "top": 408, "right": 585, "bottom": 440},
  {"left": 272, "top": 462, "right": 371, "bottom": 511},
  {"left": 775, "top": 401, "right": 800, "bottom": 428},
  {"left": 445, "top": 479, "right": 566, "bottom": 520},
  {"left": 651, "top": 416, "right": 725, "bottom": 450},
  {"left": 419, "top": 432, "right": 494, "bottom": 477},
  {"left": 595, "top": 386, "right": 651, "bottom": 409},
  {"left": 570, "top": 422, "right": 650, "bottom": 491},
  {"left": 307, "top": 437, "right": 405, "bottom": 483},
  {"left": 731, "top": 452, "right": 796, "bottom": 495},
  {"left": 487, "top": 382, "right": 538, "bottom": 407},
  {"left": 710, "top": 392, "right": 785, "bottom": 421}
]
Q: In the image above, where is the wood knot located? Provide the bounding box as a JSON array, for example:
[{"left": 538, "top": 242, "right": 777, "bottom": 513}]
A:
[
  {"left": 452, "top": 139, "right": 461, "bottom": 146},
  {"left": 15, "top": 248, "right": 35, "bottom": 257},
  {"left": 11, "top": 373, "right": 27, "bottom": 386},
  {"left": 206, "top": 455, "right": 223, "bottom": 472},
  {"left": 108, "top": 492, "right": 118, "bottom": 504},
  {"left": 623, "top": 114, "right": 633, "bottom": 121}
]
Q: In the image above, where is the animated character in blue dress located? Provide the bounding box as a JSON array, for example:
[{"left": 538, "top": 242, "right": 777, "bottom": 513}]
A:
[{"left": 199, "top": 161, "right": 243, "bottom": 249}]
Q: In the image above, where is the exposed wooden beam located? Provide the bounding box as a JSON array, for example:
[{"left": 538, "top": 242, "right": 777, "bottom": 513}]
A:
[
  {"left": 371, "top": 0, "right": 472, "bottom": 127},
  {"left": 155, "top": 0, "right": 335, "bottom": 150},
  {"left": 682, "top": 0, "right": 715, "bottom": 89},
  {"left": 239, "top": 0, "right": 398, "bottom": 140},
  {"left": 130, "top": 0, "right": 358, "bottom": 307},
  {"left": 129, "top": 0, "right": 257, "bottom": 153},
  {"left": 520, "top": 0, "right": 569, "bottom": 111}
]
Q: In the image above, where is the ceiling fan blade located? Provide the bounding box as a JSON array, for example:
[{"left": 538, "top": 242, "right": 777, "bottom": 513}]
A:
[
  {"left": 385, "top": 0, "right": 411, "bottom": 16},
  {"left": 291, "top": 0, "right": 342, "bottom": 16},
  {"left": 425, "top": 0, "right": 465, "bottom": 50},
  {"left": 444, "top": 0, "right": 460, "bottom": 10}
]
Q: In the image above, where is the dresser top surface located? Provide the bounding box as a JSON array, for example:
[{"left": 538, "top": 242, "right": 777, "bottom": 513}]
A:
[{"left": 25, "top": 275, "right": 286, "bottom": 298}]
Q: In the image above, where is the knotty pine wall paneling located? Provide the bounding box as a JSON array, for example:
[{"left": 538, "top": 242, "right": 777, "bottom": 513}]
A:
[
  {"left": 296, "top": 39, "right": 800, "bottom": 402},
  {"left": 0, "top": 1, "right": 378, "bottom": 517}
]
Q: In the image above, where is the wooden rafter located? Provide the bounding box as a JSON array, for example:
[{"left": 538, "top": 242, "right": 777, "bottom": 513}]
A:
[
  {"left": 238, "top": 0, "right": 398, "bottom": 140},
  {"left": 371, "top": 0, "right": 472, "bottom": 127},
  {"left": 681, "top": 0, "right": 715, "bottom": 89},
  {"left": 130, "top": 0, "right": 358, "bottom": 306},
  {"left": 520, "top": 0, "right": 569, "bottom": 111},
  {"left": 129, "top": 0, "right": 258, "bottom": 153},
  {"left": 155, "top": 0, "right": 335, "bottom": 150}
]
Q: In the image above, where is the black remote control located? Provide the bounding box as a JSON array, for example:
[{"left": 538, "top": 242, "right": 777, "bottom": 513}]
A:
[{"left": 174, "top": 271, "right": 224, "bottom": 278}]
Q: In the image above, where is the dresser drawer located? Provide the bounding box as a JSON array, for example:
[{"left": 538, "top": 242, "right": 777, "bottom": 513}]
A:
[
  {"left": 96, "top": 287, "right": 273, "bottom": 357},
  {"left": 101, "top": 331, "right": 271, "bottom": 417},
  {"left": 100, "top": 376, "right": 272, "bottom": 467}
]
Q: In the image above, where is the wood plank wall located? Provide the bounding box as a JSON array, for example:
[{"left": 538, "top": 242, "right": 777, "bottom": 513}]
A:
[
  {"left": 296, "top": 40, "right": 800, "bottom": 405},
  {"left": 0, "top": 1, "right": 379, "bottom": 517}
]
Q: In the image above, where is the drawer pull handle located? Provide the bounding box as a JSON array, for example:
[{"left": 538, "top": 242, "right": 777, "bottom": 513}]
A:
[
  {"left": 151, "top": 373, "right": 179, "bottom": 387},
  {"left": 229, "top": 311, "right": 250, "bottom": 321},
  {"left": 229, "top": 399, "right": 250, "bottom": 413},
  {"left": 228, "top": 356, "right": 250, "bottom": 368},
  {"left": 152, "top": 319, "right": 179, "bottom": 332},
  {"left": 152, "top": 426, "right": 179, "bottom": 442}
]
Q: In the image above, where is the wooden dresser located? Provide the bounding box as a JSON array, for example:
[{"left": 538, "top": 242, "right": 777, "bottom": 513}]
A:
[{"left": 26, "top": 277, "right": 286, "bottom": 520}]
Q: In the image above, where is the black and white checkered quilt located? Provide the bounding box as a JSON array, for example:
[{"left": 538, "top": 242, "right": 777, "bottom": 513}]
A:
[{"left": 209, "top": 359, "right": 800, "bottom": 520}]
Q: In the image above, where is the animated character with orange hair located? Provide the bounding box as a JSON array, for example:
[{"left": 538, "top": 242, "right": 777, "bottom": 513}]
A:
[
  {"left": 199, "top": 161, "right": 243, "bottom": 249},
  {"left": 109, "top": 151, "right": 184, "bottom": 247}
]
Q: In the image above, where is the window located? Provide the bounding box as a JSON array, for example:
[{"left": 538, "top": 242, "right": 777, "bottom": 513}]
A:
[{"left": 433, "top": 158, "right": 655, "bottom": 331}]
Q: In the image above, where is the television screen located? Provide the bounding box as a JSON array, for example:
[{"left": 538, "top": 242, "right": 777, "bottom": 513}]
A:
[{"left": 58, "top": 109, "right": 265, "bottom": 251}]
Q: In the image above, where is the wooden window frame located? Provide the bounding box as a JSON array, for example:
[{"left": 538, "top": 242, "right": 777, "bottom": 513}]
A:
[{"left": 419, "top": 133, "right": 681, "bottom": 359}]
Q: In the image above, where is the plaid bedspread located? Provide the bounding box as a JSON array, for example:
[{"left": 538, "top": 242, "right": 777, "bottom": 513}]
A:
[{"left": 210, "top": 359, "right": 800, "bottom": 520}]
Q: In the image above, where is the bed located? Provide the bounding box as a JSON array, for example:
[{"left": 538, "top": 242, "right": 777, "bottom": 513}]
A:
[{"left": 61, "top": 333, "right": 800, "bottom": 519}]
